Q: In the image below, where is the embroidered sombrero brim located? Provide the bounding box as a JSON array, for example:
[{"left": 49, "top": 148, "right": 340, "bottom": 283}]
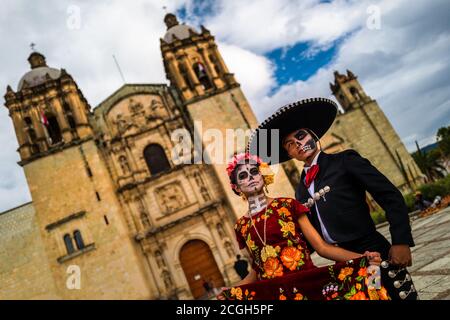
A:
[{"left": 247, "top": 97, "right": 338, "bottom": 164}]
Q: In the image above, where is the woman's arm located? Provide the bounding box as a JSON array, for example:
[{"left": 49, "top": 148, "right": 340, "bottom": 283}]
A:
[{"left": 297, "top": 214, "right": 367, "bottom": 262}]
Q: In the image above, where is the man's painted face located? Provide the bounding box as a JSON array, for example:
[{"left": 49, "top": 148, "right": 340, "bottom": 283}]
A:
[
  {"left": 282, "top": 129, "right": 317, "bottom": 161},
  {"left": 235, "top": 164, "right": 264, "bottom": 195}
]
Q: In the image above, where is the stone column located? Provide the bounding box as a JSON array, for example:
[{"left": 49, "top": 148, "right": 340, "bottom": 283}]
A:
[
  {"left": 199, "top": 47, "right": 222, "bottom": 89},
  {"left": 62, "top": 85, "right": 92, "bottom": 138},
  {"left": 29, "top": 106, "right": 49, "bottom": 152},
  {"left": 166, "top": 55, "right": 188, "bottom": 91},
  {"left": 209, "top": 44, "right": 236, "bottom": 85},
  {"left": 179, "top": 53, "right": 204, "bottom": 96},
  {"left": 10, "top": 108, "right": 32, "bottom": 159}
]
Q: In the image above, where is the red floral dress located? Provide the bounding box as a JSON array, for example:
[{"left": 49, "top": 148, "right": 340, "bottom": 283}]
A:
[{"left": 224, "top": 198, "right": 390, "bottom": 300}]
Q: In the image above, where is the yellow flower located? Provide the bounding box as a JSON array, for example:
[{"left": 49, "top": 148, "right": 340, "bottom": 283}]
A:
[
  {"left": 281, "top": 221, "right": 296, "bottom": 236},
  {"left": 356, "top": 283, "right": 362, "bottom": 290},
  {"left": 230, "top": 287, "right": 243, "bottom": 300}
]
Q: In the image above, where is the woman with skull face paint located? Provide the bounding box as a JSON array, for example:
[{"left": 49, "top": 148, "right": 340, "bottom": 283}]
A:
[{"left": 218, "top": 153, "right": 390, "bottom": 300}]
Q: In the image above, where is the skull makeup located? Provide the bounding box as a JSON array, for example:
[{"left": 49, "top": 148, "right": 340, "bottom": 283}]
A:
[
  {"left": 283, "top": 129, "right": 318, "bottom": 161},
  {"left": 235, "top": 163, "right": 265, "bottom": 196}
]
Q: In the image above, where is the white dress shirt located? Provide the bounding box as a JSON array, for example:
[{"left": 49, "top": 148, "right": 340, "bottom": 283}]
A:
[{"left": 304, "top": 151, "right": 336, "bottom": 244}]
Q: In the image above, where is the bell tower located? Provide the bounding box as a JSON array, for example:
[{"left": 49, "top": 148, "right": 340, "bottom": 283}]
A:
[
  {"left": 160, "top": 14, "right": 295, "bottom": 219},
  {"left": 4, "top": 51, "right": 93, "bottom": 165},
  {"left": 3, "top": 52, "right": 152, "bottom": 299},
  {"left": 327, "top": 69, "right": 423, "bottom": 192},
  {"left": 160, "top": 13, "right": 238, "bottom": 104},
  {"left": 329, "top": 69, "right": 370, "bottom": 113}
]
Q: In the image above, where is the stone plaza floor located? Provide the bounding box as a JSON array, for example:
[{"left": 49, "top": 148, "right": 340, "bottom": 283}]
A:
[{"left": 311, "top": 207, "right": 450, "bottom": 300}]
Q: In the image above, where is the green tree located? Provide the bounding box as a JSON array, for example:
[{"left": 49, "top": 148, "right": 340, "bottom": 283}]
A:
[
  {"left": 412, "top": 142, "right": 446, "bottom": 182},
  {"left": 437, "top": 126, "right": 450, "bottom": 166}
]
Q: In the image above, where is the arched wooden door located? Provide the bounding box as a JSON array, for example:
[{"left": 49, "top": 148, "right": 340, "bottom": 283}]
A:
[{"left": 179, "top": 240, "right": 225, "bottom": 299}]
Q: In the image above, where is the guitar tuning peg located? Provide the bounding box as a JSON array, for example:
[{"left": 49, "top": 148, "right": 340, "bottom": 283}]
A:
[{"left": 324, "top": 186, "right": 330, "bottom": 193}]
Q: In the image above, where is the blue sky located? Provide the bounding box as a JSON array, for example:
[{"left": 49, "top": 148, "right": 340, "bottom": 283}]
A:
[
  {"left": 0, "top": 0, "right": 449, "bottom": 212},
  {"left": 266, "top": 41, "right": 339, "bottom": 89}
]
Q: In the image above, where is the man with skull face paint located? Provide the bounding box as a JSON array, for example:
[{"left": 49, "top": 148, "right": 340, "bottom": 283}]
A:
[
  {"left": 247, "top": 98, "right": 418, "bottom": 300},
  {"left": 218, "top": 153, "right": 389, "bottom": 300}
]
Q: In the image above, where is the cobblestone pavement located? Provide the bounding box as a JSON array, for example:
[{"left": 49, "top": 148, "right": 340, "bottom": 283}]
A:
[{"left": 311, "top": 207, "right": 450, "bottom": 300}]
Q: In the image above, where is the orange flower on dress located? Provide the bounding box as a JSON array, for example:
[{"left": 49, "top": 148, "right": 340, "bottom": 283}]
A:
[
  {"left": 263, "top": 257, "right": 284, "bottom": 278},
  {"left": 280, "top": 221, "right": 296, "bottom": 236},
  {"left": 294, "top": 293, "right": 304, "bottom": 300},
  {"left": 358, "top": 267, "right": 367, "bottom": 277},
  {"left": 280, "top": 246, "right": 302, "bottom": 271},
  {"left": 240, "top": 224, "right": 248, "bottom": 237},
  {"left": 338, "top": 267, "right": 354, "bottom": 281},
  {"left": 377, "top": 287, "right": 390, "bottom": 300},
  {"left": 230, "top": 287, "right": 243, "bottom": 300},
  {"left": 277, "top": 207, "right": 291, "bottom": 217},
  {"left": 350, "top": 291, "right": 368, "bottom": 300},
  {"left": 356, "top": 283, "right": 362, "bottom": 291}
]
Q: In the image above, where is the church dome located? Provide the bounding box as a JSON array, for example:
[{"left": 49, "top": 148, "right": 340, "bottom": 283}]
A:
[
  {"left": 17, "top": 52, "right": 61, "bottom": 91},
  {"left": 163, "top": 13, "right": 197, "bottom": 43},
  {"left": 164, "top": 24, "right": 197, "bottom": 43},
  {"left": 17, "top": 66, "right": 61, "bottom": 91}
]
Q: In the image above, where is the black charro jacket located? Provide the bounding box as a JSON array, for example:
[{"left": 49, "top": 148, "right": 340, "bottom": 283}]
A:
[{"left": 295, "top": 150, "right": 415, "bottom": 247}]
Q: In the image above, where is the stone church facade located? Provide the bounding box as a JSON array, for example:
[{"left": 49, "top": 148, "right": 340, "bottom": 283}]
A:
[{"left": 0, "top": 14, "right": 421, "bottom": 300}]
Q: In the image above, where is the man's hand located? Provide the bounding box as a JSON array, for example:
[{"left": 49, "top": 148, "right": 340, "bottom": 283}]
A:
[
  {"left": 363, "top": 251, "right": 382, "bottom": 266},
  {"left": 389, "top": 244, "right": 412, "bottom": 267}
]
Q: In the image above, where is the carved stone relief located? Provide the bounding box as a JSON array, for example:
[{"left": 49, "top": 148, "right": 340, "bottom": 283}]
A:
[{"left": 155, "top": 181, "right": 189, "bottom": 214}]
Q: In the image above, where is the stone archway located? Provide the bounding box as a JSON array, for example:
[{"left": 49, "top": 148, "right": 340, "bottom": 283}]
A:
[{"left": 179, "top": 239, "right": 225, "bottom": 299}]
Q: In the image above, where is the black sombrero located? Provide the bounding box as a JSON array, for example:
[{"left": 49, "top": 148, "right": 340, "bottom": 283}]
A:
[{"left": 247, "top": 97, "right": 338, "bottom": 164}]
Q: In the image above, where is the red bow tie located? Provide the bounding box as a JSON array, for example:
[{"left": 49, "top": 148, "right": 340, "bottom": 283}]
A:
[{"left": 304, "top": 164, "right": 319, "bottom": 188}]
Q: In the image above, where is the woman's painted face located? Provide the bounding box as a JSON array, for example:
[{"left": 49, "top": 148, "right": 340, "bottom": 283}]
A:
[{"left": 235, "top": 164, "right": 264, "bottom": 196}]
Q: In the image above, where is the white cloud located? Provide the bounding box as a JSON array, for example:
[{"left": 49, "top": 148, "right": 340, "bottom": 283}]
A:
[
  {"left": 218, "top": 43, "right": 276, "bottom": 103},
  {"left": 0, "top": 0, "right": 449, "bottom": 211}
]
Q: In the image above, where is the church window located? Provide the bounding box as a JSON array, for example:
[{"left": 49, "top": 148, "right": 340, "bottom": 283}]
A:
[
  {"left": 193, "top": 62, "right": 212, "bottom": 90},
  {"left": 179, "top": 64, "right": 194, "bottom": 90},
  {"left": 209, "top": 54, "right": 221, "bottom": 76},
  {"left": 63, "top": 101, "right": 76, "bottom": 130},
  {"left": 144, "top": 144, "right": 171, "bottom": 175},
  {"left": 350, "top": 87, "right": 361, "bottom": 100},
  {"left": 46, "top": 114, "right": 62, "bottom": 144},
  {"left": 64, "top": 234, "right": 75, "bottom": 254},
  {"left": 73, "top": 230, "right": 85, "bottom": 250}
]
